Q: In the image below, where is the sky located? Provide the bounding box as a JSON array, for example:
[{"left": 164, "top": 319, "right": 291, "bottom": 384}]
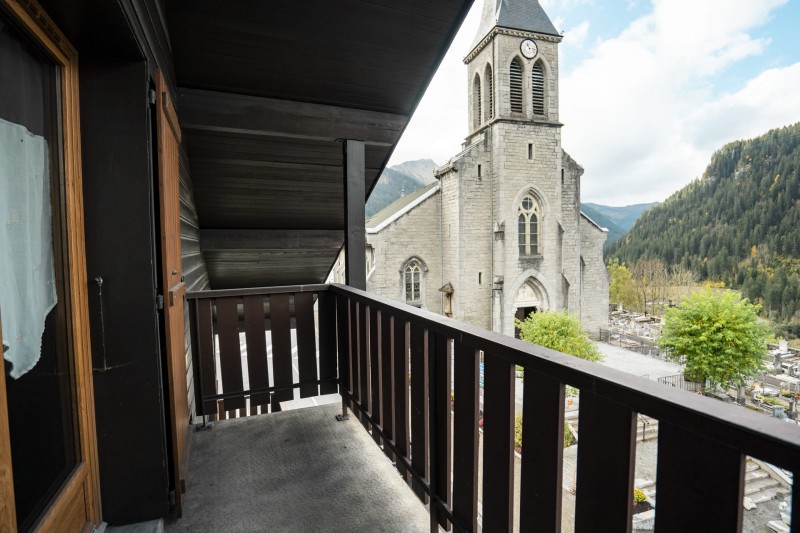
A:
[{"left": 387, "top": 0, "right": 800, "bottom": 206}]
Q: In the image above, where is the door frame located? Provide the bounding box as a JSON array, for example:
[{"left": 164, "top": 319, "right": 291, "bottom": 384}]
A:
[{"left": 0, "top": 0, "right": 101, "bottom": 531}]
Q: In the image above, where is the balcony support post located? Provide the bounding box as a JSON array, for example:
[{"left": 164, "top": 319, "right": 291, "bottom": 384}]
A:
[{"left": 343, "top": 139, "right": 366, "bottom": 291}]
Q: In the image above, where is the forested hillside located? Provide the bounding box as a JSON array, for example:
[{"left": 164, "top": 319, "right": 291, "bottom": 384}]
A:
[
  {"left": 607, "top": 123, "right": 800, "bottom": 335},
  {"left": 581, "top": 202, "right": 657, "bottom": 244}
]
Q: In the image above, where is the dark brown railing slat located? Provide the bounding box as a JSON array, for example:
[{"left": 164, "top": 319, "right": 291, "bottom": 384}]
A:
[
  {"left": 482, "top": 354, "right": 514, "bottom": 533},
  {"left": 294, "top": 292, "right": 318, "bottom": 398},
  {"left": 335, "top": 295, "right": 351, "bottom": 396},
  {"left": 369, "top": 306, "right": 381, "bottom": 446},
  {"left": 380, "top": 311, "right": 394, "bottom": 461},
  {"left": 452, "top": 340, "right": 478, "bottom": 532},
  {"left": 348, "top": 299, "right": 361, "bottom": 414},
  {"left": 393, "top": 317, "right": 410, "bottom": 478},
  {"left": 318, "top": 291, "right": 338, "bottom": 395},
  {"left": 793, "top": 475, "right": 799, "bottom": 533},
  {"left": 358, "top": 302, "right": 369, "bottom": 421},
  {"left": 429, "top": 332, "right": 452, "bottom": 531},
  {"left": 410, "top": 322, "right": 429, "bottom": 502},
  {"left": 348, "top": 298, "right": 361, "bottom": 419},
  {"left": 215, "top": 297, "right": 246, "bottom": 412},
  {"left": 243, "top": 295, "right": 270, "bottom": 409},
  {"left": 519, "top": 370, "right": 564, "bottom": 533},
  {"left": 194, "top": 298, "right": 217, "bottom": 415},
  {"left": 655, "top": 421, "right": 744, "bottom": 532},
  {"left": 269, "top": 293, "right": 293, "bottom": 409},
  {"left": 574, "top": 391, "right": 636, "bottom": 533}
]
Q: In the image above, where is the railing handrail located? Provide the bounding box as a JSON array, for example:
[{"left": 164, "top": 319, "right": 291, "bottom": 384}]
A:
[
  {"left": 186, "top": 283, "right": 330, "bottom": 300},
  {"left": 329, "top": 283, "right": 800, "bottom": 471}
]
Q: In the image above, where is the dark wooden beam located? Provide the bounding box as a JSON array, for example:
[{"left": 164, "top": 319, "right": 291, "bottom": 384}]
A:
[
  {"left": 178, "top": 88, "right": 407, "bottom": 146},
  {"left": 344, "top": 139, "right": 366, "bottom": 290},
  {"left": 200, "top": 229, "right": 343, "bottom": 251},
  {"left": 187, "top": 157, "right": 382, "bottom": 178}
]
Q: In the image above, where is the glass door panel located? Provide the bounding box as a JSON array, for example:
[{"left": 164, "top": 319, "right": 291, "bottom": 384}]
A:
[{"left": 0, "top": 9, "right": 80, "bottom": 532}]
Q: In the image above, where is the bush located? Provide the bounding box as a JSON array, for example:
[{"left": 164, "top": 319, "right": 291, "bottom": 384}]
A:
[
  {"left": 516, "top": 310, "right": 602, "bottom": 362},
  {"left": 563, "top": 422, "right": 575, "bottom": 448},
  {"left": 515, "top": 413, "right": 575, "bottom": 450}
]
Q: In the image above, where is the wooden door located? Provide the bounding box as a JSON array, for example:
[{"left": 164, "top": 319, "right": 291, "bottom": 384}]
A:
[
  {"left": 0, "top": 323, "right": 16, "bottom": 532},
  {"left": 0, "top": 1, "right": 100, "bottom": 531},
  {"left": 155, "top": 70, "right": 190, "bottom": 516}
]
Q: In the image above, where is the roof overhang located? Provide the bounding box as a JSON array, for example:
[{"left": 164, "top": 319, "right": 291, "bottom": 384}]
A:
[{"left": 166, "top": 0, "right": 474, "bottom": 288}]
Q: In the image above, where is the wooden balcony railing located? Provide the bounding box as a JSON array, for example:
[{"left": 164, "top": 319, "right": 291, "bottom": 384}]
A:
[
  {"left": 186, "top": 284, "right": 337, "bottom": 418},
  {"left": 188, "top": 282, "right": 800, "bottom": 533}
]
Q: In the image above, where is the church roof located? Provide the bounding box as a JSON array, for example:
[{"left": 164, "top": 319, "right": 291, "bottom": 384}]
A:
[
  {"left": 580, "top": 211, "right": 608, "bottom": 233},
  {"left": 366, "top": 181, "right": 440, "bottom": 232},
  {"left": 472, "top": 0, "right": 559, "bottom": 48}
]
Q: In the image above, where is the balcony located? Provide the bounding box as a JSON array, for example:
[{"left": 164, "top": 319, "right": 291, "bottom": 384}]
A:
[{"left": 177, "top": 283, "right": 800, "bottom": 532}]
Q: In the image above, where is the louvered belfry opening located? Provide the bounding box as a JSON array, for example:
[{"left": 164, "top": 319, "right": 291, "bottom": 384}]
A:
[
  {"left": 510, "top": 58, "right": 523, "bottom": 114},
  {"left": 532, "top": 61, "right": 545, "bottom": 115},
  {"left": 485, "top": 64, "right": 494, "bottom": 121},
  {"left": 473, "top": 74, "right": 482, "bottom": 129}
]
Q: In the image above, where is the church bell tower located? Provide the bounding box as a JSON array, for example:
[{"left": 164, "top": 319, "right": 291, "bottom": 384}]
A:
[
  {"left": 445, "top": 0, "right": 583, "bottom": 336},
  {"left": 465, "top": 0, "right": 562, "bottom": 134}
]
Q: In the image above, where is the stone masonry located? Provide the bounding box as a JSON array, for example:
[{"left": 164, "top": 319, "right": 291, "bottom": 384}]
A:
[{"left": 344, "top": 0, "right": 609, "bottom": 336}]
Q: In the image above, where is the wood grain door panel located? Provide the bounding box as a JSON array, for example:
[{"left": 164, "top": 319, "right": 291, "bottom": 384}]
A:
[{"left": 155, "top": 70, "right": 190, "bottom": 517}]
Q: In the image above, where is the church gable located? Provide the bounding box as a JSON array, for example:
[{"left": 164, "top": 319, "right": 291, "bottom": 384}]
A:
[{"left": 366, "top": 181, "right": 440, "bottom": 233}]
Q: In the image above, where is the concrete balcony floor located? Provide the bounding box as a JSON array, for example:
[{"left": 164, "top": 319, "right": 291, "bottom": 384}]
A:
[{"left": 164, "top": 403, "right": 429, "bottom": 533}]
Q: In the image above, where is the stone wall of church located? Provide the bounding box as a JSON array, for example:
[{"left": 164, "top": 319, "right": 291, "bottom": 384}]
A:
[
  {"left": 439, "top": 136, "right": 494, "bottom": 330},
  {"left": 579, "top": 216, "right": 610, "bottom": 336},
  {"left": 366, "top": 193, "right": 442, "bottom": 313},
  {"left": 491, "top": 121, "right": 564, "bottom": 337},
  {"left": 561, "top": 151, "right": 583, "bottom": 313}
]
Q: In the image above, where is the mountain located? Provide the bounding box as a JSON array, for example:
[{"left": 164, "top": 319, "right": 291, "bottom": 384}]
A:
[
  {"left": 607, "top": 122, "right": 800, "bottom": 334},
  {"left": 580, "top": 202, "right": 657, "bottom": 244},
  {"left": 366, "top": 159, "right": 438, "bottom": 218}
]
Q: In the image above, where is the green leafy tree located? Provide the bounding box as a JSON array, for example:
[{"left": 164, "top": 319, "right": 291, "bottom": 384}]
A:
[
  {"left": 516, "top": 311, "right": 602, "bottom": 362},
  {"left": 607, "top": 258, "right": 636, "bottom": 309},
  {"left": 657, "top": 289, "right": 769, "bottom": 388}
]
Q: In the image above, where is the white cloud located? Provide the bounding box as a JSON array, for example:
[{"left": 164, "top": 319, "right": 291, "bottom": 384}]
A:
[
  {"left": 388, "top": 3, "right": 482, "bottom": 166},
  {"left": 564, "top": 20, "right": 590, "bottom": 49},
  {"left": 683, "top": 63, "right": 800, "bottom": 152},
  {"left": 541, "top": 0, "right": 594, "bottom": 10},
  {"left": 562, "top": 0, "right": 795, "bottom": 205}
]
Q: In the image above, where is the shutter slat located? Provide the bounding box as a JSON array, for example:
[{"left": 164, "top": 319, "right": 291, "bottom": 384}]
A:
[
  {"left": 510, "top": 59, "right": 523, "bottom": 114},
  {"left": 532, "top": 62, "right": 545, "bottom": 115}
]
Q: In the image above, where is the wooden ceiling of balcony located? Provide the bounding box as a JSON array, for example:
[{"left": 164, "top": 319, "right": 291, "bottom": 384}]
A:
[{"left": 167, "top": 0, "right": 473, "bottom": 288}]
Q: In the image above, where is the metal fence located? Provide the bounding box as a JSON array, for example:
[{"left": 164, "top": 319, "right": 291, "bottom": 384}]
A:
[
  {"left": 656, "top": 373, "right": 705, "bottom": 393},
  {"left": 598, "top": 328, "right": 670, "bottom": 360}
]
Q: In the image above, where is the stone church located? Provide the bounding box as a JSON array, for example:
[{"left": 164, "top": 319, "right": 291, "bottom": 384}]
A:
[{"left": 342, "top": 0, "right": 609, "bottom": 337}]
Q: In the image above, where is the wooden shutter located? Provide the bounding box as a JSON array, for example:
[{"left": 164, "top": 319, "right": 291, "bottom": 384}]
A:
[{"left": 155, "top": 70, "right": 190, "bottom": 516}]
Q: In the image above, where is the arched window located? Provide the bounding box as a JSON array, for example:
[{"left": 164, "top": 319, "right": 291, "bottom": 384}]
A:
[
  {"left": 473, "top": 74, "right": 482, "bottom": 129},
  {"left": 531, "top": 61, "right": 545, "bottom": 115},
  {"left": 404, "top": 261, "right": 422, "bottom": 305},
  {"left": 510, "top": 58, "right": 523, "bottom": 114},
  {"left": 484, "top": 64, "right": 494, "bottom": 121},
  {"left": 518, "top": 194, "right": 540, "bottom": 255}
]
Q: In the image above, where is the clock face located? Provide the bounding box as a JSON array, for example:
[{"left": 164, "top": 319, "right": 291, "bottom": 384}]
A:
[{"left": 520, "top": 39, "right": 538, "bottom": 59}]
